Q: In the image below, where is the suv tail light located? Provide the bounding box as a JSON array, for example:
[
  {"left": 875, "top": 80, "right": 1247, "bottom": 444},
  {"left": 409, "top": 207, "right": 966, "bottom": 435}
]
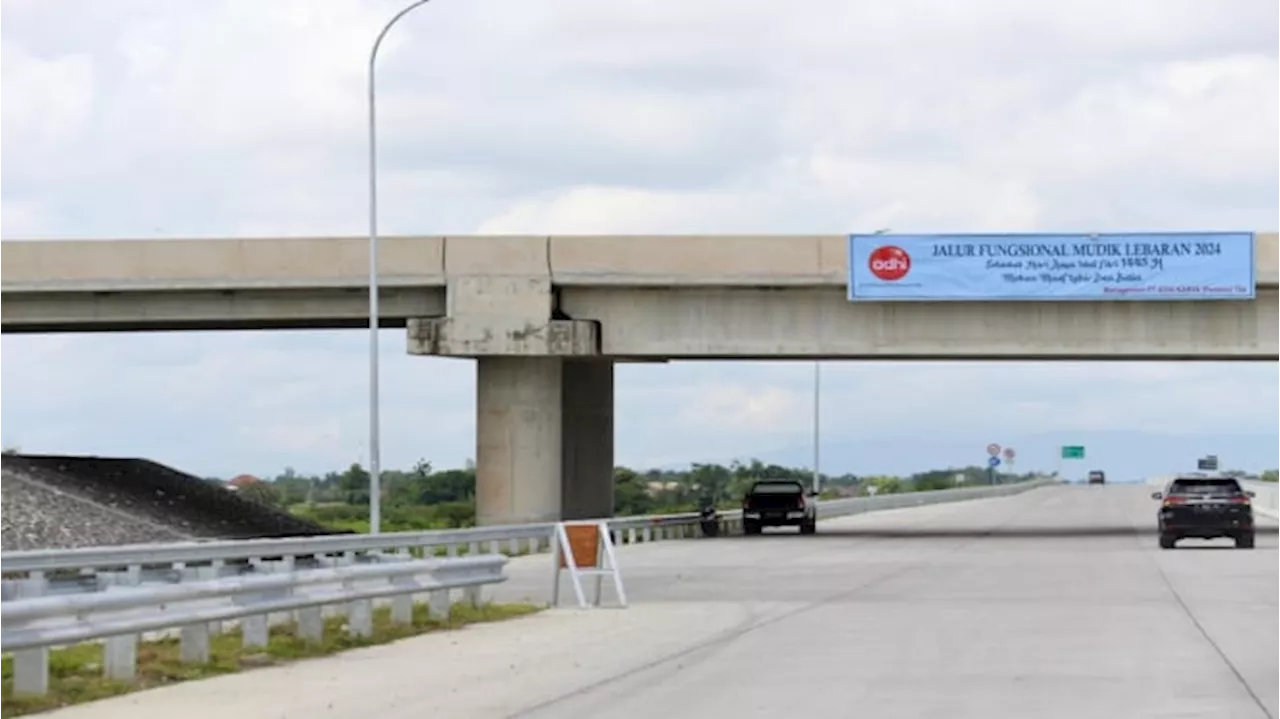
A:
[
  {"left": 1228, "top": 495, "right": 1251, "bottom": 505},
  {"left": 1163, "top": 496, "right": 1187, "bottom": 507},
  {"left": 796, "top": 494, "right": 806, "bottom": 509}
]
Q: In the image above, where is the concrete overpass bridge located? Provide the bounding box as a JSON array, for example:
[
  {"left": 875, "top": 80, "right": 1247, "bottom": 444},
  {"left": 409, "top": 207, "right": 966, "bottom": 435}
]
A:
[{"left": 3, "top": 234, "right": 1278, "bottom": 526}]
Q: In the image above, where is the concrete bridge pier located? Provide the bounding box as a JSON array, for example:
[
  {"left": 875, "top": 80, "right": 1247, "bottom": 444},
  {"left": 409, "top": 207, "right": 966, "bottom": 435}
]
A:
[
  {"left": 404, "top": 236, "right": 614, "bottom": 526},
  {"left": 475, "top": 357, "right": 614, "bottom": 526}
]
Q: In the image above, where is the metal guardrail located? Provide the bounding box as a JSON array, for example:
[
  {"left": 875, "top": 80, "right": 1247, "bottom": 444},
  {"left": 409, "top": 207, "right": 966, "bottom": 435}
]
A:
[
  {"left": 1, "top": 554, "right": 508, "bottom": 697},
  {"left": 0, "top": 479, "right": 1053, "bottom": 600},
  {"left": 1241, "top": 480, "right": 1279, "bottom": 517}
]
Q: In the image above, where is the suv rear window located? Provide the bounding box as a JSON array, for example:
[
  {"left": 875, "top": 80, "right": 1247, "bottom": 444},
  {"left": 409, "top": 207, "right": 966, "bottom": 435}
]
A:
[
  {"left": 1168, "top": 478, "right": 1242, "bottom": 495},
  {"left": 750, "top": 481, "right": 804, "bottom": 494}
]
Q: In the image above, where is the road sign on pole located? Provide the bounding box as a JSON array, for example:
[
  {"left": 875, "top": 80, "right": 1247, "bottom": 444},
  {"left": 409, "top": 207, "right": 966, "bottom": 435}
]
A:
[
  {"left": 988, "top": 456, "right": 1001, "bottom": 468},
  {"left": 1002, "top": 447, "right": 1015, "bottom": 461},
  {"left": 987, "top": 443, "right": 1002, "bottom": 457},
  {"left": 1061, "top": 445, "right": 1085, "bottom": 460}
]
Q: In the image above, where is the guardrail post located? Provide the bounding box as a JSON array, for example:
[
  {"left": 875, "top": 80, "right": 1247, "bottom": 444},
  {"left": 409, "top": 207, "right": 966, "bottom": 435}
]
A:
[
  {"left": 188, "top": 565, "right": 221, "bottom": 636},
  {"left": 428, "top": 589, "right": 450, "bottom": 621},
  {"left": 297, "top": 606, "right": 325, "bottom": 642},
  {"left": 390, "top": 576, "right": 414, "bottom": 625},
  {"left": 242, "top": 611, "right": 269, "bottom": 649},
  {"left": 348, "top": 598, "right": 374, "bottom": 638},
  {"left": 13, "top": 649, "right": 49, "bottom": 697},
  {"left": 21, "top": 570, "right": 47, "bottom": 599},
  {"left": 181, "top": 623, "right": 212, "bottom": 664},
  {"left": 104, "top": 634, "right": 138, "bottom": 682},
  {"left": 464, "top": 585, "right": 482, "bottom": 607}
]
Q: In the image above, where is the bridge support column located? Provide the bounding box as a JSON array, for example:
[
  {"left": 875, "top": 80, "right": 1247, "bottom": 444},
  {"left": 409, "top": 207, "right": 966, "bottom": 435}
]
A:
[
  {"left": 474, "top": 357, "right": 615, "bottom": 526},
  {"left": 561, "top": 360, "right": 615, "bottom": 520}
]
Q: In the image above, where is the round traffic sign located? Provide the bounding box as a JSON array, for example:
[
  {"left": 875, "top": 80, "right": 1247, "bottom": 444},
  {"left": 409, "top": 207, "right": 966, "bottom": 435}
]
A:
[
  {"left": 986, "top": 443, "right": 1001, "bottom": 456},
  {"left": 988, "top": 456, "right": 1001, "bottom": 468},
  {"left": 1003, "top": 447, "right": 1016, "bottom": 460}
]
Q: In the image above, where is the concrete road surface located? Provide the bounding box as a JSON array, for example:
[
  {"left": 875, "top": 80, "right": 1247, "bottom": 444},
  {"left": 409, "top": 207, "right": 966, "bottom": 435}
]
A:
[{"left": 44, "top": 485, "right": 1278, "bottom": 719}]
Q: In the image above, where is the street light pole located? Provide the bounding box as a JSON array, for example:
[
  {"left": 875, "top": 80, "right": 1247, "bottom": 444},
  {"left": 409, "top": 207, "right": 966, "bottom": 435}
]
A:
[
  {"left": 368, "top": 0, "right": 432, "bottom": 535},
  {"left": 812, "top": 362, "right": 821, "bottom": 495}
]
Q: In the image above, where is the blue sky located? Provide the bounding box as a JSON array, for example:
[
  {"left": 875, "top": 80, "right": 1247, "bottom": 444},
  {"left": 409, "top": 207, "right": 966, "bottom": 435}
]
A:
[{"left": 2, "top": 0, "right": 1277, "bottom": 480}]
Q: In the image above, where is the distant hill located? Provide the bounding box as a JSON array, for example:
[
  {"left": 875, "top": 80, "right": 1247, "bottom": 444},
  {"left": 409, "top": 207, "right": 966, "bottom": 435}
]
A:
[{"left": 658, "top": 430, "right": 1278, "bottom": 482}]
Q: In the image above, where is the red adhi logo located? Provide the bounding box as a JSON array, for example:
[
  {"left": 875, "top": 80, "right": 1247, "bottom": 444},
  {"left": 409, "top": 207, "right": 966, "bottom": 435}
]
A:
[{"left": 868, "top": 245, "right": 911, "bottom": 281}]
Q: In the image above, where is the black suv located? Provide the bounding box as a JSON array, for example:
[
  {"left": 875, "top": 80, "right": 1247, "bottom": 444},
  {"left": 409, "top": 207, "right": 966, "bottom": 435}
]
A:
[{"left": 1151, "top": 476, "right": 1255, "bottom": 549}]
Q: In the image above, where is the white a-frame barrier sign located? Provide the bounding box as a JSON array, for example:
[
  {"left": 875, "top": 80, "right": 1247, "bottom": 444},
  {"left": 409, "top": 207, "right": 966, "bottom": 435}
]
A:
[{"left": 552, "top": 520, "right": 628, "bottom": 609}]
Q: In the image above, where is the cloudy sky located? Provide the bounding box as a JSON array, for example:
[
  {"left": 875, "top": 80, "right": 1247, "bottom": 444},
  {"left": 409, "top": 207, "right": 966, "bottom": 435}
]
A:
[{"left": 2, "top": 0, "right": 1277, "bottom": 480}]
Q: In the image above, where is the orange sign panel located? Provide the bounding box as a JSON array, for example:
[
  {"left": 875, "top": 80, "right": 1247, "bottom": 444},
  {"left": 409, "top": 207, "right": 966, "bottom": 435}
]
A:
[{"left": 559, "top": 524, "right": 600, "bottom": 569}]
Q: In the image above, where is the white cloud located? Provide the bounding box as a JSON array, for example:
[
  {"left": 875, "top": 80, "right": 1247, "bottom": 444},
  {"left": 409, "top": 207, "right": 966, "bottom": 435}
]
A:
[{"left": 1, "top": 0, "right": 1276, "bottom": 477}]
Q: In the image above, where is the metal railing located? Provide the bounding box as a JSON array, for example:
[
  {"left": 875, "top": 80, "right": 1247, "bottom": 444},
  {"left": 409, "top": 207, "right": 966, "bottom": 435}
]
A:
[
  {"left": 1, "top": 554, "right": 508, "bottom": 697},
  {"left": 1241, "top": 480, "right": 1279, "bottom": 517},
  {"left": 1, "top": 479, "right": 1053, "bottom": 600}
]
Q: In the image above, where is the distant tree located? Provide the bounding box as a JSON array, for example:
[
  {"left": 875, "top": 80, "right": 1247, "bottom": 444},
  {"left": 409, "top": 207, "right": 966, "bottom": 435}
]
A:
[
  {"left": 338, "top": 463, "right": 371, "bottom": 505},
  {"left": 237, "top": 480, "right": 284, "bottom": 509},
  {"left": 1261, "top": 469, "right": 1278, "bottom": 483},
  {"left": 614, "top": 467, "right": 654, "bottom": 516}
]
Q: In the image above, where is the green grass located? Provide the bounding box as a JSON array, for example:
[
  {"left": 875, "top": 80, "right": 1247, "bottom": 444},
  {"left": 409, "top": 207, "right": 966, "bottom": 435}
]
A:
[{"left": 1, "top": 601, "right": 542, "bottom": 717}]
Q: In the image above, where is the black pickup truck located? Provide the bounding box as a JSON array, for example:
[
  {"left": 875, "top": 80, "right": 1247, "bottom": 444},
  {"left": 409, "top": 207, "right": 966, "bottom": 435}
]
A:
[{"left": 742, "top": 480, "right": 817, "bottom": 535}]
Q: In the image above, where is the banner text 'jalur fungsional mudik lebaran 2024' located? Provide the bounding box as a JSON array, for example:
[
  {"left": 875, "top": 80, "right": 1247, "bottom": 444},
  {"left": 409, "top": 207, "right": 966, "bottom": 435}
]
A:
[{"left": 845, "top": 232, "right": 1257, "bottom": 302}]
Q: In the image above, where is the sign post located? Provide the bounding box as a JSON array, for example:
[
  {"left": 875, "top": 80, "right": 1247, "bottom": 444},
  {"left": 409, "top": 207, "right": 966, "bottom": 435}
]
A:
[
  {"left": 986, "top": 444, "right": 1001, "bottom": 485},
  {"left": 551, "top": 521, "right": 627, "bottom": 609},
  {"left": 1059, "top": 445, "right": 1085, "bottom": 482},
  {"left": 1003, "top": 447, "right": 1016, "bottom": 478}
]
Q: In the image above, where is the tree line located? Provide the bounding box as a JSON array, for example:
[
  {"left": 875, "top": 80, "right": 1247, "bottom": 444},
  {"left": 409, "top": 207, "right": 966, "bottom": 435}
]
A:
[{"left": 218, "top": 459, "right": 1046, "bottom": 534}]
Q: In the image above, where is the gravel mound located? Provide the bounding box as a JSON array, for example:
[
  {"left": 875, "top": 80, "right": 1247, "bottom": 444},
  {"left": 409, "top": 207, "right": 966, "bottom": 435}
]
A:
[
  {"left": 1, "top": 470, "right": 193, "bottom": 550},
  {"left": 1, "top": 454, "right": 339, "bottom": 551}
]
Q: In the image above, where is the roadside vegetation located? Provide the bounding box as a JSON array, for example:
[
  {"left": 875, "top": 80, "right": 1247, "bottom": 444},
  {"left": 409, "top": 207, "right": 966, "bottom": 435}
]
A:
[
  {"left": 0, "top": 601, "right": 541, "bottom": 717},
  {"left": 213, "top": 458, "right": 1047, "bottom": 534}
]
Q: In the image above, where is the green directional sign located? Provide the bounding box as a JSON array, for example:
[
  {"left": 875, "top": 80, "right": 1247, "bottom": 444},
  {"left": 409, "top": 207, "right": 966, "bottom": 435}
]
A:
[{"left": 1061, "top": 445, "right": 1086, "bottom": 460}]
